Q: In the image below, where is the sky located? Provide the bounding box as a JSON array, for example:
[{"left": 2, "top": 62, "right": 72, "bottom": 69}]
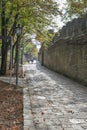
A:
[{"left": 51, "top": 0, "right": 67, "bottom": 31}]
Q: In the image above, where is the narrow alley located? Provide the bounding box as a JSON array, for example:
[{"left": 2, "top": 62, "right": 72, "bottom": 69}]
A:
[{"left": 23, "top": 62, "right": 87, "bottom": 130}]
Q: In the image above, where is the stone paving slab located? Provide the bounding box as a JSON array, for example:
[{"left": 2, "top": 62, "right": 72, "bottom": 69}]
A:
[
  {"left": 1, "top": 62, "right": 87, "bottom": 130},
  {"left": 2, "top": 63, "right": 87, "bottom": 130},
  {"left": 23, "top": 62, "right": 87, "bottom": 130}
]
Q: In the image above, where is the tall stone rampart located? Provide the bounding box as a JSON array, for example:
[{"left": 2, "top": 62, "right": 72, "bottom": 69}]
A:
[
  {"left": 52, "top": 14, "right": 87, "bottom": 43},
  {"left": 39, "top": 14, "right": 87, "bottom": 85}
]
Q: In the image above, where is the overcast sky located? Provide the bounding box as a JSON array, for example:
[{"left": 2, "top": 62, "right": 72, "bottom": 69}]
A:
[{"left": 52, "top": 0, "right": 67, "bottom": 31}]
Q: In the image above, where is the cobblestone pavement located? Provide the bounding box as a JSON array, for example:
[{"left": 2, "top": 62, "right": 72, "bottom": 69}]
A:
[{"left": 23, "top": 62, "right": 87, "bottom": 130}]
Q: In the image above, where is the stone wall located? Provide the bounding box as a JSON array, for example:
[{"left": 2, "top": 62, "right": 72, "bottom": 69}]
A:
[
  {"left": 39, "top": 14, "right": 87, "bottom": 85},
  {"left": 43, "top": 35, "right": 87, "bottom": 85},
  {"left": 60, "top": 14, "right": 87, "bottom": 37},
  {"left": 52, "top": 14, "right": 87, "bottom": 43}
]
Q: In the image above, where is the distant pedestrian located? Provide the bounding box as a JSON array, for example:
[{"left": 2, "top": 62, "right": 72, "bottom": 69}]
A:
[{"left": 31, "top": 59, "right": 33, "bottom": 64}]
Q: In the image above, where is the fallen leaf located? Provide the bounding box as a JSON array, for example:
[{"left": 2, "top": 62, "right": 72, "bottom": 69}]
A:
[{"left": 41, "top": 112, "right": 44, "bottom": 115}]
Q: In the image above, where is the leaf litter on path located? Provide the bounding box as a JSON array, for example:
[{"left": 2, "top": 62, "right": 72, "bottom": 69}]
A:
[{"left": 0, "top": 81, "right": 23, "bottom": 130}]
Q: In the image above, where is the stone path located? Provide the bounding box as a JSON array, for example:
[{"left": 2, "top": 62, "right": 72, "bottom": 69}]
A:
[{"left": 23, "top": 62, "right": 87, "bottom": 130}]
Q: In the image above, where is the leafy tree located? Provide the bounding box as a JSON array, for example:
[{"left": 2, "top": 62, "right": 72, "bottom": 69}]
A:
[
  {"left": 24, "top": 42, "right": 38, "bottom": 58},
  {"left": 66, "top": 0, "right": 87, "bottom": 19},
  {"left": 0, "top": 0, "right": 61, "bottom": 75},
  {"left": 36, "top": 29, "right": 55, "bottom": 49}
]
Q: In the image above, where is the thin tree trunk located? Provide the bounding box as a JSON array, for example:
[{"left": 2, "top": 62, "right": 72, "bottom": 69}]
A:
[
  {"left": 1, "top": 46, "right": 8, "bottom": 75},
  {"left": 12, "top": 44, "right": 15, "bottom": 66},
  {"left": 0, "top": 0, "right": 7, "bottom": 75}
]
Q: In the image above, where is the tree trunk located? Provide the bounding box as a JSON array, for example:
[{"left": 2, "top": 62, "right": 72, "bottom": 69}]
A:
[
  {"left": 41, "top": 44, "right": 44, "bottom": 66},
  {"left": 12, "top": 44, "right": 15, "bottom": 66},
  {"left": 1, "top": 46, "right": 8, "bottom": 75},
  {"left": 0, "top": 0, "right": 8, "bottom": 75},
  {"left": 0, "top": 1, "right": 19, "bottom": 75}
]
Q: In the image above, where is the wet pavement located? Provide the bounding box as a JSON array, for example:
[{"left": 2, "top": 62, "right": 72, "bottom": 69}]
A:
[{"left": 23, "top": 62, "right": 87, "bottom": 130}]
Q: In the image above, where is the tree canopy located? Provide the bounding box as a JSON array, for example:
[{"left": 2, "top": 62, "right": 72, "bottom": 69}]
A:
[
  {"left": 0, "top": 0, "right": 62, "bottom": 74},
  {"left": 66, "top": 0, "right": 87, "bottom": 18},
  {"left": 0, "top": 0, "right": 61, "bottom": 36}
]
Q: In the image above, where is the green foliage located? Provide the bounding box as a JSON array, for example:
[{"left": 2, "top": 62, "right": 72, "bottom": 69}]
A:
[
  {"left": 0, "top": 0, "right": 61, "bottom": 74},
  {"left": 66, "top": 0, "right": 87, "bottom": 18},
  {"left": 24, "top": 42, "right": 38, "bottom": 58},
  {"left": 0, "top": 0, "right": 61, "bottom": 46},
  {"left": 1, "top": 0, "right": 60, "bottom": 33},
  {"left": 36, "top": 29, "right": 55, "bottom": 49}
]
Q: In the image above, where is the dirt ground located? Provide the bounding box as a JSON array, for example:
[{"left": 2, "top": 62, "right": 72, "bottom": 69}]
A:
[
  {"left": 6, "top": 65, "right": 23, "bottom": 78},
  {"left": 0, "top": 74, "right": 23, "bottom": 129}
]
